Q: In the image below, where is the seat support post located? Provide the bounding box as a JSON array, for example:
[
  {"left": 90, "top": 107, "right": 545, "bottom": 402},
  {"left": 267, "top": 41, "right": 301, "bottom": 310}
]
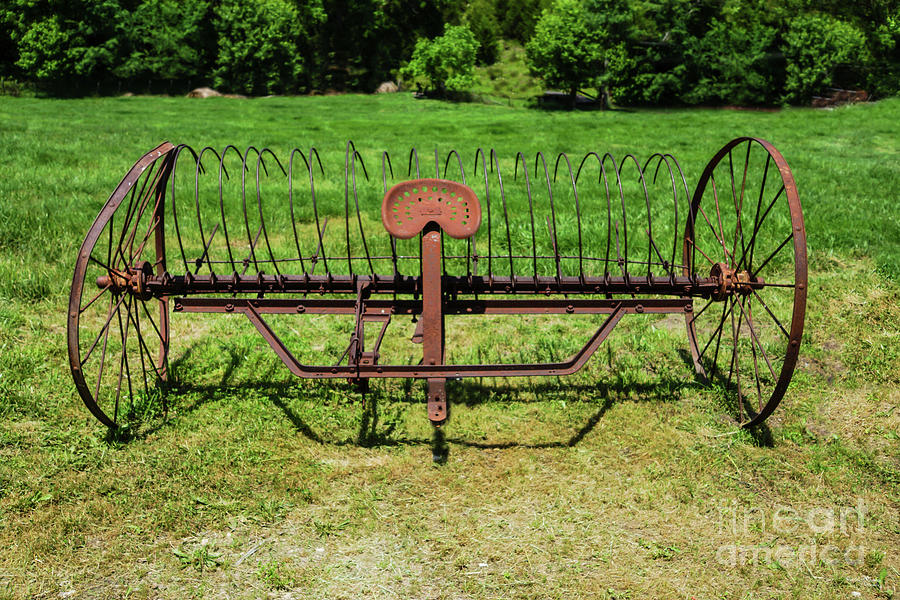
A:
[{"left": 421, "top": 223, "right": 447, "bottom": 425}]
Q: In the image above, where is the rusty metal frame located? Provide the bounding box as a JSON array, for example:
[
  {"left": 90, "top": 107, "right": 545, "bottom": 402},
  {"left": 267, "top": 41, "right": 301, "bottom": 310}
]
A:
[{"left": 68, "top": 138, "right": 807, "bottom": 434}]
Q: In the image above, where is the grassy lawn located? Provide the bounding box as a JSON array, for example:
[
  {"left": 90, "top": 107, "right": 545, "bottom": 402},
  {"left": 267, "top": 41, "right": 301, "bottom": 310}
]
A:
[{"left": 0, "top": 93, "right": 898, "bottom": 599}]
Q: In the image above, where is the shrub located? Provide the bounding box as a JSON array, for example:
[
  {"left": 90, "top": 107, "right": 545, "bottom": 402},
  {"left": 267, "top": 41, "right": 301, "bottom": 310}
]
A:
[
  {"left": 525, "top": 0, "right": 604, "bottom": 101},
  {"left": 5, "top": 0, "right": 125, "bottom": 92},
  {"left": 400, "top": 24, "right": 479, "bottom": 93},
  {"left": 116, "top": 0, "right": 214, "bottom": 87},
  {"left": 212, "top": 0, "right": 324, "bottom": 95},
  {"left": 782, "top": 14, "right": 871, "bottom": 103},
  {"left": 683, "top": 18, "right": 778, "bottom": 105}
]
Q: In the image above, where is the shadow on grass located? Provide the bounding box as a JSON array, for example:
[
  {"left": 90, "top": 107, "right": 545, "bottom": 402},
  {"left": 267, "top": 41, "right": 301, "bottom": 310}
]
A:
[
  {"left": 676, "top": 348, "right": 775, "bottom": 448},
  {"left": 105, "top": 340, "right": 772, "bottom": 451}
]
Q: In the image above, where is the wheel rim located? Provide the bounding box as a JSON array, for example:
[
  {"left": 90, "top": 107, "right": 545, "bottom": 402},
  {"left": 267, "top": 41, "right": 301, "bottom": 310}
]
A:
[
  {"left": 67, "top": 143, "right": 175, "bottom": 428},
  {"left": 683, "top": 138, "right": 807, "bottom": 427}
]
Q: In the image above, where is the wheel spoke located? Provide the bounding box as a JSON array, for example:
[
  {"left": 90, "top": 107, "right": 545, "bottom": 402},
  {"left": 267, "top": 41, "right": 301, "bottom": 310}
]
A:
[
  {"left": 79, "top": 283, "right": 111, "bottom": 314},
  {"left": 122, "top": 296, "right": 135, "bottom": 418},
  {"left": 113, "top": 301, "right": 129, "bottom": 424},
  {"left": 127, "top": 301, "right": 165, "bottom": 383},
  {"left": 745, "top": 153, "right": 771, "bottom": 272},
  {"left": 81, "top": 292, "right": 128, "bottom": 366},
  {"left": 92, "top": 295, "right": 114, "bottom": 403},
  {"left": 737, "top": 184, "right": 784, "bottom": 272},
  {"left": 730, "top": 299, "right": 744, "bottom": 423},
  {"left": 735, "top": 297, "right": 778, "bottom": 382},
  {"left": 88, "top": 255, "right": 128, "bottom": 280},
  {"left": 757, "top": 281, "right": 796, "bottom": 288},
  {"left": 689, "top": 297, "right": 715, "bottom": 325},
  {"left": 729, "top": 144, "right": 750, "bottom": 266},
  {"left": 687, "top": 237, "right": 716, "bottom": 266},
  {"left": 752, "top": 232, "right": 793, "bottom": 279},
  {"left": 709, "top": 176, "right": 731, "bottom": 262},
  {"left": 749, "top": 287, "right": 789, "bottom": 339},
  {"left": 697, "top": 204, "right": 727, "bottom": 263},
  {"left": 746, "top": 298, "right": 765, "bottom": 413},
  {"left": 130, "top": 301, "right": 150, "bottom": 398}
]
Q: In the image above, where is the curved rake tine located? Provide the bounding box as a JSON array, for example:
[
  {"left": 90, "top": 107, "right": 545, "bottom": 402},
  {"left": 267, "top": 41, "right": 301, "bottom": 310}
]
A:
[
  {"left": 256, "top": 147, "right": 288, "bottom": 277},
  {"left": 601, "top": 153, "right": 627, "bottom": 285},
  {"left": 575, "top": 152, "right": 612, "bottom": 281},
  {"left": 432, "top": 148, "right": 447, "bottom": 274},
  {"left": 194, "top": 147, "right": 223, "bottom": 275},
  {"left": 343, "top": 141, "right": 355, "bottom": 276},
  {"left": 170, "top": 144, "right": 202, "bottom": 276},
  {"left": 407, "top": 148, "right": 421, "bottom": 178},
  {"left": 474, "top": 148, "right": 493, "bottom": 279},
  {"left": 440, "top": 148, "right": 474, "bottom": 277},
  {"left": 218, "top": 144, "right": 244, "bottom": 274},
  {"left": 443, "top": 150, "right": 466, "bottom": 184},
  {"left": 288, "top": 148, "right": 312, "bottom": 274},
  {"left": 346, "top": 143, "right": 375, "bottom": 275},
  {"left": 644, "top": 154, "right": 671, "bottom": 274},
  {"left": 308, "top": 145, "right": 329, "bottom": 276},
  {"left": 381, "top": 151, "right": 400, "bottom": 281},
  {"left": 490, "top": 149, "right": 514, "bottom": 283},
  {"left": 240, "top": 146, "right": 265, "bottom": 274},
  {"left": 663, "top": 154, "right": 690, "bottom": 280},
  {"left": 642, "top": 153, "right": 680, "bottom": 279},
  {"left": 554, "top": 152, "right": 584, "bottom": 280},
  {"left": 381, "top": 151, "right": 394, "bottom": 193},
  {"left": 535, "top": 152, "right": 562, "bottom": 285},
  {"left": 515, "top": 152, "right": 539, "bottom": 282},
  {"left": 618, "top": 154, "right": 653, "bottom": 280}
]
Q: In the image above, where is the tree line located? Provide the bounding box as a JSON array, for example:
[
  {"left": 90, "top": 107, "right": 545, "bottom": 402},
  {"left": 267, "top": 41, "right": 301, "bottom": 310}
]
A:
[{"left": 1, "top": 0, "right": 897, "bottom": 105}]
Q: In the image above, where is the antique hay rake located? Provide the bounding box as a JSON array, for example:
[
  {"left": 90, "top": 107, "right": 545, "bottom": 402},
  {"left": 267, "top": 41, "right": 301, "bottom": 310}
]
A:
[{"left": 68, "top": 138, "right": 807, "bottom": 434}]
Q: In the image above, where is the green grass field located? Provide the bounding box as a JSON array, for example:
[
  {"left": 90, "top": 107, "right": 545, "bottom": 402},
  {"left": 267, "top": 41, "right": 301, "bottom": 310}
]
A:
[{"left": 0, "top": 94, "right": 898, "bottom": 599}]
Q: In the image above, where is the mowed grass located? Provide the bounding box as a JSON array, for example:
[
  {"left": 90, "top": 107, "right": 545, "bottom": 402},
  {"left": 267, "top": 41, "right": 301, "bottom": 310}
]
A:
[{"left": 0, "top": 94, "right": 898, "bottom": 599}]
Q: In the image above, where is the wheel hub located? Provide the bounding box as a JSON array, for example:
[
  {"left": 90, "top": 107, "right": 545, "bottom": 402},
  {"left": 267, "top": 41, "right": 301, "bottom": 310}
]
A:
[
  {"left": 710, "top": 262, "right": 762, "bottom": 300},
  {"left": 96, "top": 261, "right": 154, "bottom": 300}
]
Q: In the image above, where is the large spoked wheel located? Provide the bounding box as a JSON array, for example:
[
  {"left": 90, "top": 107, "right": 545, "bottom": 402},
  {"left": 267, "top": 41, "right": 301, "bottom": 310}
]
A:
[
  {"left": 67, "top": 143, "right": 175, "bottom": 429},
  {"left": 684, "top": 138, "right": 807, "bottom": 427}
]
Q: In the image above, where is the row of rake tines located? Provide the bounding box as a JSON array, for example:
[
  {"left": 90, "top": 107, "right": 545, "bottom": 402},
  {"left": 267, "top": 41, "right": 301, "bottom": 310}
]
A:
[{"left": 158, "top": 142, "right": 699, "bottom": 285}]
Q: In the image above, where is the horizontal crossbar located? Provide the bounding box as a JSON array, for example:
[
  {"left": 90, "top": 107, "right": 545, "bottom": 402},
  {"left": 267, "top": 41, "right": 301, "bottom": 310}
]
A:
[
  {"left": 151, "top": 273, "right": 719, "bottom": 298},
  {"left": 174, "top": 297, "right": 693, "bottom": 316},
  {"left": 171, "top": 298, "right": 692, "bottom": 380}
]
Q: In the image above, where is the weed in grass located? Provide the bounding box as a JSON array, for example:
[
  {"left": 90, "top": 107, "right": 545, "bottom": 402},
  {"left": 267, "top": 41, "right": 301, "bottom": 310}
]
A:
[
  {"left": 173, "top": 541, "right": 222, "bottom": 573},
  {"left": 256, "top": 558, "right": 297, "bottom": 590}
]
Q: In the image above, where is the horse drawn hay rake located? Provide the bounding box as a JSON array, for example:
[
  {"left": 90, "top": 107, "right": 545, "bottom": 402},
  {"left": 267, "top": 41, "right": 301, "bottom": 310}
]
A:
[{"left": 68, "top": 138, "right": 806, "bottom": 436}]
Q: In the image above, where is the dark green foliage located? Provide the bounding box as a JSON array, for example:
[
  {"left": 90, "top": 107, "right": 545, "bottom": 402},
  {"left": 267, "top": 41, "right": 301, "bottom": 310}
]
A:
[
  {"left": 682, "top": 18, "right": 778, "bottom": 105},
  {"left": 496, "top": 0, "right": 551, "bottom": 43},
  {"left": 212, "top": 0, "right": 324, "bottom": 95},
  {"left": 116, "top": 0, "right": 215, "bottom": 88},
  {"left": 865, "top": 14, "right": 900, "bottom": 97},
  {"left": 465, "top": 0, "right": 501, "bottom": 65},
  {"left": 0, "top": 0, "right": 898, "bottom": 103},
  {"left": 401, "top": 24, "right": 479, "bottom": 93},
  {"left": 781, "top": 14, "right": 871, "bottom": 103},
  {"left": 525, "top": 0, "right": 604, "bottom": 99},
  {"left": 526, "top": 0, "right": 631, "bottom": 104},
  {"left": 3, "top": 0, "right": 125, "bottom": 94},
  {"left": 315, "top": 0, "right": 453, "bottom": 92}
]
